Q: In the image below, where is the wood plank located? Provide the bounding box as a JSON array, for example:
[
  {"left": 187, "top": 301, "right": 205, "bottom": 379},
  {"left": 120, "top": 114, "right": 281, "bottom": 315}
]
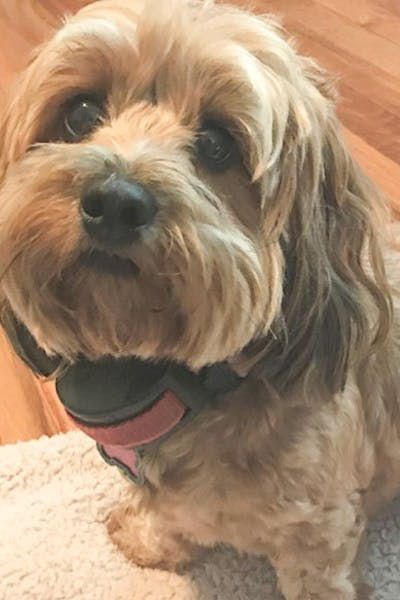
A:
[
  {"left": 0, "top": 0, "right": 92, "bottom": 89},
  {"left": 344, "top": 127, "right": 400, "bottom": 215},
  {"left": 258, "top": 2, "right": 400, "bottom": 166},
  {"left": 1, "top": 0, "right": 90, "bottom": 25},
  {"left": 337, "top": 81, "right": 400, "bottom": 164},
  {"left": 378, "top": 0, "right": 400, "bottom": 16},
  {"left": 0, "top": 18, "right": 32, "bottom": 83},
  {"left": 0, "top": 330, "right": 74, "bottom": 445},
  {"left": 259, "top": 2, "right": 400, "bottom": 121},
  {"left": 293, "top": 33, "right": 400, "bottom": 119},
  {"left": 319, "top": 0, "right": 400, "bottom": 46},
  {"left": 261, "top": 0, "right": 400, "bottom": 81}
]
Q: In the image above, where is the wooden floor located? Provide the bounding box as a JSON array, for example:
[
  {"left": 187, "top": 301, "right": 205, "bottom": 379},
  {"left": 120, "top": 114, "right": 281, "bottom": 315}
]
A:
[
  {"left": 0, "top": 0, "right": 399, "bottom": 443},
  {"left": 259, "top": 0, "right": 400, "bottom": 217}
]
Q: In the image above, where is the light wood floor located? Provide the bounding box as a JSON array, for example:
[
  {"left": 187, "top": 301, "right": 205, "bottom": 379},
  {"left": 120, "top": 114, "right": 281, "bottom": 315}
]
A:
[{"left": 0, "top": 0, "right": 399, "bottom": 444}]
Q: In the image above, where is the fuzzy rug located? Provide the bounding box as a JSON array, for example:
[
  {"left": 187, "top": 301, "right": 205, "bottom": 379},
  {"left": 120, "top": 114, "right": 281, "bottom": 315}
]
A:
[{"left": 0, "top": 431, "right": 399, "bottom": 600}]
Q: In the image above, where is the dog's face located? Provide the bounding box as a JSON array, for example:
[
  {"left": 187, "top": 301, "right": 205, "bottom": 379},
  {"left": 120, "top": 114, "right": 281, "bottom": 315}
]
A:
[{"left": 0, "top": 0, "right": 389, "bottom": 385}]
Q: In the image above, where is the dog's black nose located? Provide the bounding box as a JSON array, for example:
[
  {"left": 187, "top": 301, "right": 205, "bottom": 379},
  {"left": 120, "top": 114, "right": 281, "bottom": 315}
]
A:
[{"left": 81, "top": 178, "right": 157, "bottom": 246}]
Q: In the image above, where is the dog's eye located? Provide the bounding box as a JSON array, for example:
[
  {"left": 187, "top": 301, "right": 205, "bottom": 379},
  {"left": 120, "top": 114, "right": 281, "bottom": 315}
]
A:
[
  {"left": 196, "top": 123, "right": 237, "bottom": 171},
  {"left": 63, "top": 96, "right": 105, "bottom": 142}
]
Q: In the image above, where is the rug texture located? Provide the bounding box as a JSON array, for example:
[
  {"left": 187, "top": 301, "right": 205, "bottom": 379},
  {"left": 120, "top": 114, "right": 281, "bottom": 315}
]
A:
[{"left": 0, "top": 431, "right": 399, "bottom": 600}]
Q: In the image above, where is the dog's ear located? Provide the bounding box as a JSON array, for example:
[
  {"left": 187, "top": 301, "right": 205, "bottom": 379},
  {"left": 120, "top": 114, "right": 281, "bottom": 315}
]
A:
[
  {"left": 0, "top": 76, "right": 34, "bottom": 181},
  {"left": 0, "top": 102, "right": 8, "bottom": 182},
  {"left": 0, "top": 38, "right": 52, "bottom": 182},
  {"left": 258, "top": 80, "right": 392, "bottom": 394}
]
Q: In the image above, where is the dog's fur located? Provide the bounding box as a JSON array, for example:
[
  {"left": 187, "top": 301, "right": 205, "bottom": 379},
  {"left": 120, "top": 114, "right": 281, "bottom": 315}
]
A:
[{"left": 0, "top": 1, "right": 399, "bottom": 597}]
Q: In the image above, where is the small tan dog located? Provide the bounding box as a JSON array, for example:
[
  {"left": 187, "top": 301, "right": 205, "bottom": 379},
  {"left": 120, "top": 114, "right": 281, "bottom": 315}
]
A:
[{"left": 0, "top": 1, "right": 399, "bottom": 598}]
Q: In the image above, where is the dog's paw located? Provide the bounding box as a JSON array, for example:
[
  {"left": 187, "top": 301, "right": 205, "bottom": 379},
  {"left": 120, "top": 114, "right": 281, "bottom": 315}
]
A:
[{"left": 107, "top": 503, "right": 194, "bottom": 570}]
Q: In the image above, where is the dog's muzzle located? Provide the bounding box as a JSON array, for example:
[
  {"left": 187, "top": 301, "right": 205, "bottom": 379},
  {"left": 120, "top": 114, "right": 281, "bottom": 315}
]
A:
[{"left": 3, "top": 313, "right": 242, "bottom": 484}]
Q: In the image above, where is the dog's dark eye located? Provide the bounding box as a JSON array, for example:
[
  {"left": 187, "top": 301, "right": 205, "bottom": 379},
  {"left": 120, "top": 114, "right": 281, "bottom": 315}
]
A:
[
  {"left": 196, "top": 123, "right": 237, "bottom": 171},
  {"left": 63, "top": 96, "right": 105, "bottom": 142}
]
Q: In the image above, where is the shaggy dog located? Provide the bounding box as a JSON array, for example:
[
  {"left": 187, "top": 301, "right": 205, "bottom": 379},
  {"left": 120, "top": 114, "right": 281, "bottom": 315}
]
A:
[{"left": 0, "top": 1, "right": 399, "bottom": 597}]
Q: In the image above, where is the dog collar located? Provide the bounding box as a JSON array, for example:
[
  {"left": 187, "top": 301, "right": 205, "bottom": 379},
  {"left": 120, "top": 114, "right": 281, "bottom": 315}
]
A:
[
  {"left": 4, "top": 314, "right": 242, "bottom": 484},
  {"left": 56, "top": 357, "right": 241, "bottom": 484}
]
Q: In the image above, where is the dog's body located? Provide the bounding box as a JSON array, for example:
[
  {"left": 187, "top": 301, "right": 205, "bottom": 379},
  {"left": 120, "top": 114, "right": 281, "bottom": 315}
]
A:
[
  {"left": 0, "top": 1, "right": 399, "bottom": 597},
  {"left": 108, "top": 247, "right": 400, "bottom": 599}
]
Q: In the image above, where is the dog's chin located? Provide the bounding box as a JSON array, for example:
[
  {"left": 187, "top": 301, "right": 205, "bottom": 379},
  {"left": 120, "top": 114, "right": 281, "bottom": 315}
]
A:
[{"left": 79, "top": 249, "right": 140, "bottom": 278}]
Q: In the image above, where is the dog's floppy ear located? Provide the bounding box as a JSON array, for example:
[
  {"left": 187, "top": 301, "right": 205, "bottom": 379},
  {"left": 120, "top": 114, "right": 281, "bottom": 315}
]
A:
[
  {"left": 0, "top": 103, "right": 8, "bottom": 182},
  {"left": 221, "top": 12, "right": 390, "bottom": 393},
  {"left": 0, "top": 37, "right": 53, "bottom": 182},
  {"left": 258, "top": 75, "right": 392, "bottom": 394},
  {"left": 0, "top": 304, "right": 61, "bottom": 377}
]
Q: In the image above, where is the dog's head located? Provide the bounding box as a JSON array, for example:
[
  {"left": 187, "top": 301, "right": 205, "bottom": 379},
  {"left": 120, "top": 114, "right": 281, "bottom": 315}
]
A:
[{"left": 0, "top": 0, "right": 391, "bottom": 391}]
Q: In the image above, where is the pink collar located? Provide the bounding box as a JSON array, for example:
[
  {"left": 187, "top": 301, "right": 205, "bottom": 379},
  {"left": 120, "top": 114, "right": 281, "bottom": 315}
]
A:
[
  {"left": 64, "top": 360, "right": 242, "bottom": 484},
  {"left": 69, "top": 390, "right": 186, "bottom": 483}
]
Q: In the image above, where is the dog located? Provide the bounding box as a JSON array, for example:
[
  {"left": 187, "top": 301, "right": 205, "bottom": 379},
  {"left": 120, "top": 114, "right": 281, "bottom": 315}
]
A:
[{"left": 0, "top": 1, "right": 399, "bottom": 598}]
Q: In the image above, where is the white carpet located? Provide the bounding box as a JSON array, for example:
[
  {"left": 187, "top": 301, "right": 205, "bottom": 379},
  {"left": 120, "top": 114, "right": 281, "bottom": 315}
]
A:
[{"left": 0, "top": 431, "right": 399, "bottom": 599}]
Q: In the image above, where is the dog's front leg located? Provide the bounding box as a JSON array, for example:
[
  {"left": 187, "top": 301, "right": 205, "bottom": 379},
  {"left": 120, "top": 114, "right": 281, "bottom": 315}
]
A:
[
  {"left": 107, "top": 487, "right": 196, "bottom": 571},
  {"left": 268, "top": 492, "right": 368, "bottom": 600}
]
